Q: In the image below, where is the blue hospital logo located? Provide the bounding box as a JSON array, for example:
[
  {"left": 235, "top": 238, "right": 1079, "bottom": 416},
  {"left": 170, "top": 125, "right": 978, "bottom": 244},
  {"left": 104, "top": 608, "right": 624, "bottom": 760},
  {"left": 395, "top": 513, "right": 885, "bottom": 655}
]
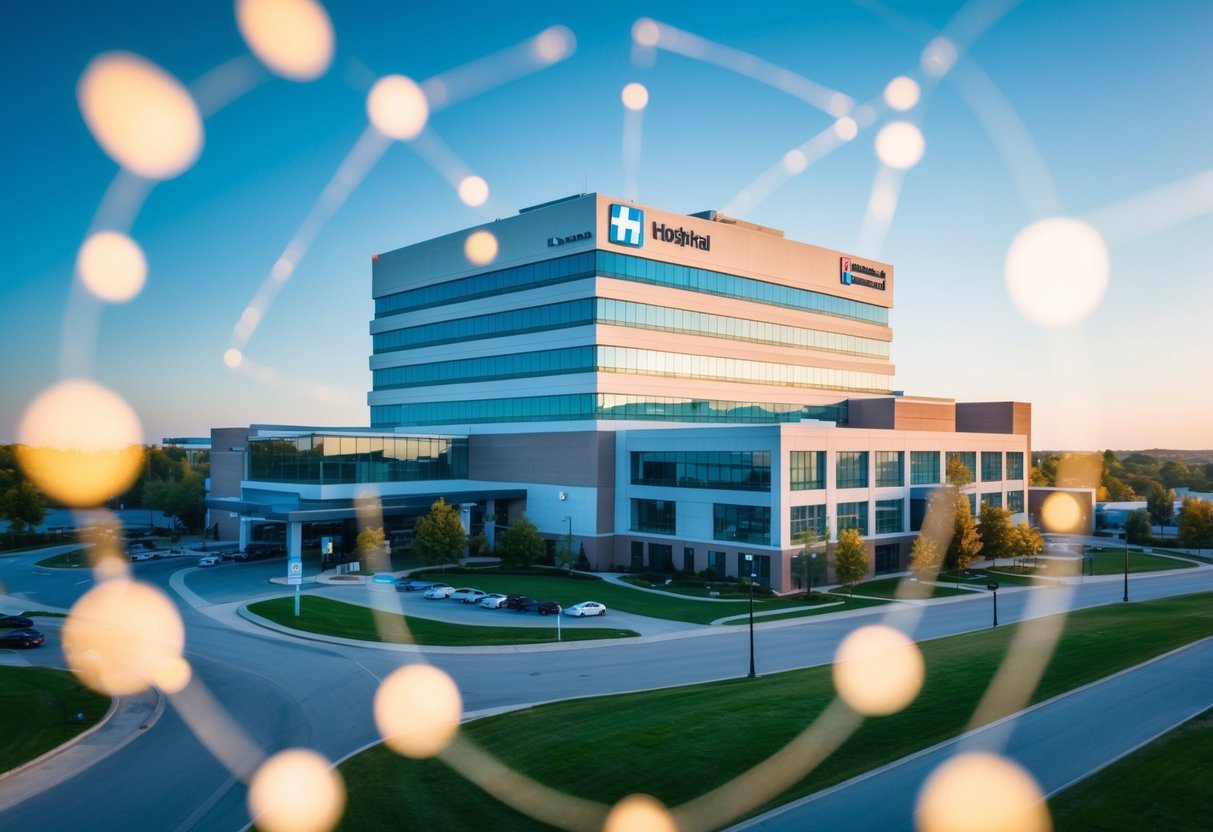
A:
[{"left": 609, "top": 203, "right": 644, "bottom": 247}]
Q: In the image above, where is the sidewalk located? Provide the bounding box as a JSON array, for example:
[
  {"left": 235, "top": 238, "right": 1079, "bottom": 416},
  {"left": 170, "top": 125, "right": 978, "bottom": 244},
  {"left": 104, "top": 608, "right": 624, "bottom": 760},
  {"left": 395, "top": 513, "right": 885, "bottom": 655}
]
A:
[{"left": 0, "top": 688, "right": 163, "bottom": 812}]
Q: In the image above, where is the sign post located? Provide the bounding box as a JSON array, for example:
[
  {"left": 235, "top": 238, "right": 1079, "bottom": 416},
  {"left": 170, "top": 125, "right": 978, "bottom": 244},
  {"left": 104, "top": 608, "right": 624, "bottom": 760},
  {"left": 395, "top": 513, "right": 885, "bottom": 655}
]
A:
[{"left": 288, "top": 556, "right": 303, "bottom": 617}]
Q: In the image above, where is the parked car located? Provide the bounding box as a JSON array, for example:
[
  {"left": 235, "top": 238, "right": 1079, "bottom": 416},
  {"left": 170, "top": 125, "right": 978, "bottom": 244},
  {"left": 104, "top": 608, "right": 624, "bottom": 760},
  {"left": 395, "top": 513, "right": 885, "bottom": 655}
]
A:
[
  {"left": 478, "top": 593, "right": 508, "bottom": 609},
  {"left": 197, "top": 555, "right": 221, "bottom": 568},
  {"left": 0, "top": 614, "right": 33, "bottom": 629},
  {"left": 422, "top": 584, "right": 455, "bottom": 599},
  {"left": 371, "top": 573, "right": 397, "bottom": 585},
  {"left": 394, "top": 578, "right": 438, "bottom": 592},
  {"left": 528, "top": 600, "right": 562, "bottom": 616},
  {"left": 217, "top": 548, "right": 241, "bottom": 561},
  {"left": 563, "top": 601, "right": 607, "bottom": 617},
  {"left": 504, "top": 594, "right": 534, "bottom": 611},
  {"left": 129, "top": 550, "right": 156, "bottom": 562},
  {"left": 238, "top": 542, "right": 285, "bottom": 562},
  {"left": 0, "top": 628, "right": 45, "bottom": 649},
  {"left": 450, "top": 588, "right": 487, "bottom": 604}
]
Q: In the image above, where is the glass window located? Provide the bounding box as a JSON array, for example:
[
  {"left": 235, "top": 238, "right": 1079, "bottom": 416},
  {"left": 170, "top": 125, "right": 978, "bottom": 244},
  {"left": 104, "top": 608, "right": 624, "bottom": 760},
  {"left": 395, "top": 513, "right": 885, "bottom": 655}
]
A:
[
  {"left": 247, "top": 434, "right": 467, "bottom": 484},
  {"left": 981, "top": 451, "right": 1003, "bottom": 482},
  {"left": 707, "top": 550, "right": 726, "bottom": 576},
  {"left": 910, "top": 451, "right": 940, "bottom": 485},
  {"left": 837, "top": 501, "right": 869, "bottom": 536},
  {"left": 966, "top": 493, "right": 977, "bottom": 515},
  {"left": 981, "top": 493, "right": 1003, "bottom": 509},
  {"left": 875, "top": 451, "right": 904, "bottom": 487},
  {"left": 1006, "top": 452, "right": 1024, "bottom": 481},
  {"left": 630, "top": 499, "right": 676, "bottom": 534},
  {"left": 1007, "top": 490, "right": 1025, "bottom": 513},
  {"left": 713, "top": 504, "right": 770, "bottom": 545},
  {"left": 790, "top": 451, "right": 826, "bottom": 490},
  {"left": 836, "top": 451, "right": 869, "bottom": 489},
  {"left": 875, "top": 499, "right": 904, "bottom": 534},
  {"left": 790, "top": 504, "right": 827, "bottom": 540},
  {"left": 631, "top": 451, "right": 770, "bottom": 492}
]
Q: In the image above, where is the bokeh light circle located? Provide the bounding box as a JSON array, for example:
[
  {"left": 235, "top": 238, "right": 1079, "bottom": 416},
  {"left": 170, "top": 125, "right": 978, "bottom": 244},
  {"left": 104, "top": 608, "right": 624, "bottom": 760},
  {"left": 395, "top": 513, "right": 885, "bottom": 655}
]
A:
[
  {"left": 62, "top": 578, "right": 186, "bottom": 695},
  {"left": 1005, "top": 217, "right": 1109, "bottom": 327},
  {"left": 464, "top": 230, "right": 498, "bottom": 266},
  {"left": 875, "top": 121, "right": 925, "bottom": 169},
  {"left": 632, "top": 18, "right": 660, "bottom": 47},
  {"left": 622, "top": 82, "right": 650, "bottom": 111},
  {"left": 916, "top": 752, "right": 1051, "bottom": 832},
  {"left": 833, "top": 625, "right": 925, "bottom": 716},
  {"left": 77, "top": 230, "right": 147, "bottom": 303},
  {"left": 921, "top": 37, "right": 958, "bottom": 79},
  {"left": 16, "top": 379, "right": 144, "bottom": 507},
  {"left": 885, "top": 76, "right": 921, "bottom": 110},
  {"left": 782, "top": 149, "right": 807, "bottom": 175},
  {"left": 248, "top": 748, "right": 347, "bottom": 832},
  {"left": 236, "top": 0, "right": 335, "bottom": 81},
  {"left": 458, "top": 175, "right": 489, "bottom": 207},
  {"left": 533, "top": 26, "right": 575, "bottom": 63},
  {"left": 604, "top": 794, "right": 677, "bottom": 832},
  {"left": 1040, "top": 492, "right": 1083, "bottom": 533},
  {"left": 374, "top": 664, "right": 463, "bottom": 758},
  {"left": 77, "top": 51, "right": 203, "bottom": 180},
  {"left": 367, "top": 75, "right": 429, "bottom": 140},
  {"left": 833, "top": 116, "right": 859, "bottom": 141}
]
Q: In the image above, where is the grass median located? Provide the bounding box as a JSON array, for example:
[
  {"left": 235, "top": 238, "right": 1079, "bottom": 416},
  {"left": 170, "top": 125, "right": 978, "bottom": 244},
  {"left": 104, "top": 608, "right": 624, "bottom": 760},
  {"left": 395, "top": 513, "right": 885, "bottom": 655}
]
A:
[
  {"left": 0, "top": 667, "right": 111, "bottom": 773},
  {"left": 336, "top": 592, "right": 1213, "bottom": 831},
  {"left": 1049, "top": 706, "right": 1213, "bottom": 831},
  {"left": 247, "top": 596, "right": 638, "bottom": 646}
]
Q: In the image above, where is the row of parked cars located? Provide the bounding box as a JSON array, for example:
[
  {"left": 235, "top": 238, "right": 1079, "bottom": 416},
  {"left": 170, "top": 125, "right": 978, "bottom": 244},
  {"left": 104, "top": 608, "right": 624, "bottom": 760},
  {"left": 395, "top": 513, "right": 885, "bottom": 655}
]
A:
[
  {"left": 198, "top": 542, "right": 286, "bottom": 567},
  {"left": 0, "top": 613, "right": 45, "bottom": 649},
  {"left": 393, "top": 579, "right": 607, "bottom": 617}
]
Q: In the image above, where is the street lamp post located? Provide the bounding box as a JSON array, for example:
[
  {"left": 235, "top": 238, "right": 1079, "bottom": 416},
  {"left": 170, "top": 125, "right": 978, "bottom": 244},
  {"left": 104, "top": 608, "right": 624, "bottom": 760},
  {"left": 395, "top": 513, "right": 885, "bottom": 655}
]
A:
[
  {"left": 987, "top": 581, "right": 999, "bottom": 626},
  {"left": 1123, "top": 534, "right": 1129, "bottom": 602},
  {"left": 745, "top": 553, "right": 756, "bottom": 679}
]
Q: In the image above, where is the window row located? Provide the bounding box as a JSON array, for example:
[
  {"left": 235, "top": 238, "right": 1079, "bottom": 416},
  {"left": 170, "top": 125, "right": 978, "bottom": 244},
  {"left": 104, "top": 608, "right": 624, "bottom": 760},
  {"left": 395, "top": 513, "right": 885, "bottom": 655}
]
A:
[
  {"left": 375, "top": 251, "right": 890, "bottom": 326},
  {"left": 631, "top": 451, "right": 771, "bottom": 492},
  {"left": 247, "top": 435, "right": 468, "bottom": 484},
  {"left": 632, "top": 498, "right": 914, "bottom": 544},
  {"left": 373, "top": 298, "right": 594, "bottom": 354},
  {"left": 372, "top": 395, "right": 849, "bottom": 427},
  {"left": 373, "top": 345, "right": 893, "bottom": 394}
]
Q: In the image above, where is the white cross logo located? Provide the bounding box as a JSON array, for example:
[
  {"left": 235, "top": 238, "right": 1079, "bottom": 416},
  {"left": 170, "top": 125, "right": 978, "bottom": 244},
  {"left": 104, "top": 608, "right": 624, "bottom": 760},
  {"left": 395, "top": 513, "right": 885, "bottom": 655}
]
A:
[{"left": 609, "top": 204, "right": 643, "bottom": 246}]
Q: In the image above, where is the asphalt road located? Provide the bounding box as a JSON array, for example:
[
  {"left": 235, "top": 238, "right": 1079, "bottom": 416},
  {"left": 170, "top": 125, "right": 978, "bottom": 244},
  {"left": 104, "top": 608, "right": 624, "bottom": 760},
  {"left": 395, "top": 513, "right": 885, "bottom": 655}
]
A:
[{"left": 1, "top": 547, "right": 1211, "bottom": 832}]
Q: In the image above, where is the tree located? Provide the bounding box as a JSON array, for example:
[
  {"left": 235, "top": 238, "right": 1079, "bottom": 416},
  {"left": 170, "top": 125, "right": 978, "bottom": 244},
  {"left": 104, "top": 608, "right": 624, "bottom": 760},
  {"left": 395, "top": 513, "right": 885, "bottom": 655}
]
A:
[
  {"left": 833, "top": 528, "right": 868, "bottom": 595},
  {"left": 1031, "top": 453, "right": 1058, "bottom": 487},
  {"left": 1124, "top": 510, "right": 1152, "bottom": 545},
  {"left": 909, "top": 534, "right": 942, "bottom": 581},
  {"left": 794, "top": 527, "right": 818, "bottom": 591},
  {"left": 946, "top": 455, "right": 973, "bottom": 487},
  {"left": 1177, "top": 497, "right": 1213, "bottom": 554},
  {"left": 978, "top": 503, "right": 1013, "bottom": 567},
  {"left": 413, "top": 498, "right": 465, "bottom": 568},
  {"left": 3, "top": 480, "right": 46, "bottom": 533},
  {"left": 497, "top": 514, "right": 543, "bottom": 569},
  {"left": 356, "top": 526, "right": 388, "bottom": 571},
  {"left": 1146, "top": 486, "right": 1176, "bottom": 537},
  {"left": 945, "top": 489, "right": 982, "bottom": 572},
  {"left": 143, "top": 470, "right": 205, "bottom": 533},
  {"left": 1010, "top": 523, "right": 1044, "bottom": 563}
]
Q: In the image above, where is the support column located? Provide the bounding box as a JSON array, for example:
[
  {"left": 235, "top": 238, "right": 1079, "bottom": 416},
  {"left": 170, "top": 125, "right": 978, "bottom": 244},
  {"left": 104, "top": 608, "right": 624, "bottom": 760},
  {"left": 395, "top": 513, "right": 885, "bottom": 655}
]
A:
[
  {"left": 288, "top": 521, "right": 303, "bottom": 559},
  {"left": 485, "top": 499, "right": 497, "bottom": 550}
]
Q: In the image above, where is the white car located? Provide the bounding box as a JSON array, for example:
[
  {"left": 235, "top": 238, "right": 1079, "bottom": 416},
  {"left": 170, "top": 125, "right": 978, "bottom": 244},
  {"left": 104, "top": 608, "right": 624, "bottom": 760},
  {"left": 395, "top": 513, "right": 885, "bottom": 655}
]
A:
[
  {"left": 197, "top": 555, "right": 221, "bottom": 567},
  {"left": 449, "top": 588, "right": 487, "bottom": 603},
  {"left": 478, "top": 593, "right": 508, "bottom": 609},
  {"left": 422, "top": 584, "right": 454, "bottom": 599},
  {"left": 563, "top": 601, "right": 607, "bottom": 617}
]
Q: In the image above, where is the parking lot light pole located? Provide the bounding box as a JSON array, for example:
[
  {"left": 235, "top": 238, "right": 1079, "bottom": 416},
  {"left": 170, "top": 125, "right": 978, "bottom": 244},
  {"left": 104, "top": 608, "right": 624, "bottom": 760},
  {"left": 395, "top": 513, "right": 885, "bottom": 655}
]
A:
[
  {"left": 987, "top": 581, "right": 999, "bottom": 627},
  {"left": 1123, "top": 535, "right": 1129, "bottom": 602},
  {"left": 746, "top": 553, "right": 756, "bottom": 679}
]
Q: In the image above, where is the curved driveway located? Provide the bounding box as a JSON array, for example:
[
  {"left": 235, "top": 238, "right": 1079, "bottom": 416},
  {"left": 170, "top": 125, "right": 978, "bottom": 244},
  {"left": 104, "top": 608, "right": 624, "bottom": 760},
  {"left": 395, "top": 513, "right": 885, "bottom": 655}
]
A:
[{"left": 1, "top": 548, "right": 1211, "bottom": 831}]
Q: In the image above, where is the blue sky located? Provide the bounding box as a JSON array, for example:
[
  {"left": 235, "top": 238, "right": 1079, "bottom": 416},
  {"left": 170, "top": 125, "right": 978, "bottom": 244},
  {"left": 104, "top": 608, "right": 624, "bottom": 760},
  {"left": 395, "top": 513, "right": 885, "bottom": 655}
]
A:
[{"left": 2, "top": 0, "right": 1210, "bottom": 450}]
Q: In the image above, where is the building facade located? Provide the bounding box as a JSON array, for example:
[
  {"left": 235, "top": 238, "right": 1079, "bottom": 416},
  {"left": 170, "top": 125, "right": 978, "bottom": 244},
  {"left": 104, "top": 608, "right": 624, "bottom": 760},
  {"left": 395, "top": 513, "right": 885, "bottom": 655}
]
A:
[{"left": 210, "top": 194, "right": 1031, "bottom": 592}]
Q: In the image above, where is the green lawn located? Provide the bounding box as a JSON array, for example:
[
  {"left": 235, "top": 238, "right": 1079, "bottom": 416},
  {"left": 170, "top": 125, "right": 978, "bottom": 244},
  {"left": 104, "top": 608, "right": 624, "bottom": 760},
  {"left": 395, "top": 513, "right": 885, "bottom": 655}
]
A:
[
  {"left": 946, "top": 550, "right": 1194, "bottom": 586},
  {"left": 0, "top": 667, "right": 111, "bottom": 773},
  {"left": 1050, "top": 707, "right": 1213, "bottom": 831},
  {"left": 34, "top": 549, "right": 89, "bottom": 568},
  {"left": 247, "top": 596, "right": 638, "bottom": 645},
  {"left": 719, "top": 595, "right": 887, "bottom": 625},
  {"left": 837, "top": 576, "right": 978, "bottom": 599},
  {"left": 336, "top": 593, "right": 1213, "bottom": 832},
  {"left": 411, "top": 569, "right": 845, "bottom": 624}
]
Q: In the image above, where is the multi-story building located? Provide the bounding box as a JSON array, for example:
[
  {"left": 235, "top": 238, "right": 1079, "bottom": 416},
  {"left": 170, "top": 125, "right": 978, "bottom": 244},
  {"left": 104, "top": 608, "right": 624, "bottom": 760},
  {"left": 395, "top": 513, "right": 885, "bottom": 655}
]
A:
[{"left": 210, "top": 194, "right": 1030, "bottom": 591}]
